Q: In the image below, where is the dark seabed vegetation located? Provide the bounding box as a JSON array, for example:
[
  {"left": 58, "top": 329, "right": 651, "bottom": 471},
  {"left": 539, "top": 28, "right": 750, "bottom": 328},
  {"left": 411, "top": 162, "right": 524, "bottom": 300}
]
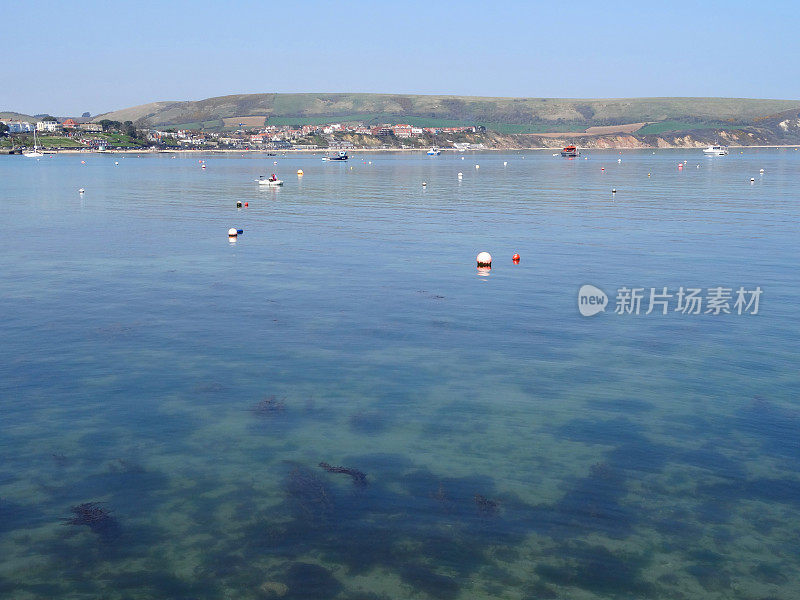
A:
[{"left": 1, "top": 150, "right": 799, "bottom": 598}]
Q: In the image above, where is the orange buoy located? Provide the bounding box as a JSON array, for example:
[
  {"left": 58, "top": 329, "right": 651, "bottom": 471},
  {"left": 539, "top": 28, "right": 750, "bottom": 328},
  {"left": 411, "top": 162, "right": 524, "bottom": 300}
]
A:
[{"left": 512, "top": 253, "right": 520, "bottom": 262}]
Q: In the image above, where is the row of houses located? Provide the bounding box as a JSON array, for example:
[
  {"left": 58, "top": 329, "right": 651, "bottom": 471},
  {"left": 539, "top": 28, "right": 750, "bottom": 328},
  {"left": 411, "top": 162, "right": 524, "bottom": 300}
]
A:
[
  {"left": 1, "top": 119, "right": 102, "bottom": 133},
  {"left": 262, "top": 122, "right": 479, "bottom": 140}
]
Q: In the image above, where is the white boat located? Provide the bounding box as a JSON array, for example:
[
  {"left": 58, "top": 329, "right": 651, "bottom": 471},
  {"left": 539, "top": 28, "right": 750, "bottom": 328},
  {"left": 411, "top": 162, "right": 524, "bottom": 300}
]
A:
[
  {"left": 23, "top": 128, "right": 44, "bottom": 157},
  {"left": 257, "top": 176, "right": 283, "bottom": 186},
  {"left": 427, "top": 147, "right": 441, "bottom": 156},
  {"left": 703, "top": 145, "right": 728, "bottom": 155}
]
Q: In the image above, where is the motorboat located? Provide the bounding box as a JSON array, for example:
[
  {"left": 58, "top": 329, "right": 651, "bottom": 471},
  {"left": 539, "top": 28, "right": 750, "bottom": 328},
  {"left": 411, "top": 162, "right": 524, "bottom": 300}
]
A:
[
  {"left": 560, "top": 145, "right": 579, "bottom": 157},
  {"left": 328, "top": 151, "right": 348, "bottom": 161},
  {"left": 427, "top": 147, "right": 441, "bottom": 155},
  {"left": 703, "top": 145, "right": 728, "bottom": 155},
  {"left": 257, "top": 175, "right": 283, "bottom": 186}
]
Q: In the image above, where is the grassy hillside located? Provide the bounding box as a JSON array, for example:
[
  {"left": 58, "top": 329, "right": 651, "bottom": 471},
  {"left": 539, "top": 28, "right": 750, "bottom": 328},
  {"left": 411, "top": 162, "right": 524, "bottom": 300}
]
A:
[
  {"left": 0, "top": 111, "right": 37, "bottom": 122},
  {"left": 92, "top": 94, "right": 800, "bottom": 132}
]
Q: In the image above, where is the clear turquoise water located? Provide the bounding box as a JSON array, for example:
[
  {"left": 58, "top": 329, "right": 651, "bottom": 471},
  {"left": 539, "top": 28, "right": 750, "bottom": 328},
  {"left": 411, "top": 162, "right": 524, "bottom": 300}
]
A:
[{"left": 0, "top": 149, "right": 798, "bottom": 599}]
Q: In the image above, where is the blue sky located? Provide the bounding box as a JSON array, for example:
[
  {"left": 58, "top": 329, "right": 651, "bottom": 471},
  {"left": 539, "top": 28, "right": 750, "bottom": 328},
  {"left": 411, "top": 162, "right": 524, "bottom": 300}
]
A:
[{"left": 3, "top": 0, "right": 799, "bottom": 115}]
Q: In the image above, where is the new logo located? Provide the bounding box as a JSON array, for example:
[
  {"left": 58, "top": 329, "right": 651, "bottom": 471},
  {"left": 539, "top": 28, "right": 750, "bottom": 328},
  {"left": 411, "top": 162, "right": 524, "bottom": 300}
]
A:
[{"left": 578, "top": 284, "right": 608, "bottom": 316}]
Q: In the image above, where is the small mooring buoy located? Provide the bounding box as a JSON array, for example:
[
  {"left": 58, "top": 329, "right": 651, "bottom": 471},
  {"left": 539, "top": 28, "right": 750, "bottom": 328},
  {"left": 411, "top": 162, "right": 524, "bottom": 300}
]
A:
[
  {"left": 512, "top": 253, "right": 520, "bottom": 263},
  {"left": 476, "top": 252, "right": 492, "bottom": 267},
  {"left": 228, "top": 228, "right": 238, "bottom": 238},
  {"left": 236, "top": 201, "right": 243, "bottom": 208},
  {"left": 422, "top": 181, "right": 427, "bottom": 187},
  {"left": 78, "top": 188, "right": 85, "bottom": 194},
  {"left": 760, "top": 168, "right": 765, "bottom": 173},
  {"left": 612, "top": 188, "right": 617, "bottom": 194},
  {"left": 648, "top": 173, "right": 651, "bottom": 177},
  {"left": 458, "top": 172, "right": 463, "bottom": 179},
  {"left": 617, "top": 158, "right": 621, "bottom": 163},
  {"left": 244, "top": 202, "right": 248, "bottom": 207},
  {"left": 503, "top": 161, "right": 508, "bottom": 166},
  {"left": 475, "top": 164, "right": 480, "bottom": 169},
  {"left": 750, "top": 177, "right": 755, "bottom": 183},
  {"left": 115, "top": 161, "right": 119, "bottom": 165},
  {"left": 297, "top": 169, "right": 304, "bottom": 176}
]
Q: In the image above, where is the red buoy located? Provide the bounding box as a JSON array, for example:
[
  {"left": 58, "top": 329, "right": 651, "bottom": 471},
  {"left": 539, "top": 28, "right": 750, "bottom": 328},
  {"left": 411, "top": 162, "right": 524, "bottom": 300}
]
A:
[
  {"left": 244, "top": 202, "right": 248, "bottom": 207},
  {"left": 512, "top": 253, "right": 520, "bottom": 262},
  {"left": 601, "top": 167, "right": 605, "bottom": 171}
]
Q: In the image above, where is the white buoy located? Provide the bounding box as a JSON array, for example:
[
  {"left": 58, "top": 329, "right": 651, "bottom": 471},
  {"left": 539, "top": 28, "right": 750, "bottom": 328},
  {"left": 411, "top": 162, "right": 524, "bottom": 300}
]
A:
[
  {"left": 297, "top": 169, "right": 304, "bottom": 175},
  {"left": 750, "top": 177, "right": 755, "bottom": 182},
  {"left": 503, "top": 161, "right": 507, "bottom": 166},
  {"left": 457, "top": 172, "right": 463, "bottom": 179},
  {"left": 475, "top": 164, "right": 480, "bottom": 169},
  {"left": 612, "top": 188, "right": 617, "bottom": 194},
  {"left": 476, "top": 252, "right": 492, "bottom": 267},
  {"left": 422, "top": 181, "right": 427, "bottom": 187},
  {"left": 78, "top": 188, "right": 85, "bottom": 194},
  {"left": 228, "top": 228, "right": 238, "bottom": 237},
  {"left": 115, "top": 161, "right": 119, "bottom": 165},
  {"left": 617, "top": 158, "right": 621, "bottom": 163},
  {"left": 760, "top": 168, "right": 765, "bottom": 173}
]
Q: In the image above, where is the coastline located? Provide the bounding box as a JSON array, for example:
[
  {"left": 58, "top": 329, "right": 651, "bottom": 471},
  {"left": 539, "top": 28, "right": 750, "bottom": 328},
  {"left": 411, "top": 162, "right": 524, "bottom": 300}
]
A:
[{"left": 17, "top": 144, "right": 800, "bottom": 155}]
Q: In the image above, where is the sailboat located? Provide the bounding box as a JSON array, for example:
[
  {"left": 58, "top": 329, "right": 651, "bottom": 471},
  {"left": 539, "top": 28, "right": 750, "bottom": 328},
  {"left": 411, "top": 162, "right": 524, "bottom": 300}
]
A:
[{"left": 23, "top": 127, "right": 44, "bottom": 158}]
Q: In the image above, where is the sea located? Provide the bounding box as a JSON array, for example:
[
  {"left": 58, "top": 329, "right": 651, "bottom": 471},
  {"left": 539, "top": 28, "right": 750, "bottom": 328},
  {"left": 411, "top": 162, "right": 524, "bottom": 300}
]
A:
[{"left": 1, "top": 149, "right": 798, "bottom": 599}]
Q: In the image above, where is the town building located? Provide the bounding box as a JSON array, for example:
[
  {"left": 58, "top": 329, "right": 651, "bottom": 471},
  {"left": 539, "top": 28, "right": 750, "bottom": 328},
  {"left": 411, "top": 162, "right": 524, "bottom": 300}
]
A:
[
  {"left": 0, "top": 120, "right": 33, "bottom": 133},
  {"left": 36, "top": 121, "right": 62, "bottom": 133}
]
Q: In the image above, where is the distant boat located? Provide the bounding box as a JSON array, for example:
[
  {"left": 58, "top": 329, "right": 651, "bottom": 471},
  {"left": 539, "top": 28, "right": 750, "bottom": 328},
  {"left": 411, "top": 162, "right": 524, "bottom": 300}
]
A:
[
  {"left": 328, "top": 151, "right": 348, "bottom": 161},
  {"left": 427, "top": 147, "right": 441, "bottom": 156},
  {"left": 560, "top": 145, "right": 579, "bottom": 157},
  {"left": 23, "top": 128, "right": 43, "bottom": 158},
  {"left": 703, "top": 145, "right": 728, "bottom": 155}
]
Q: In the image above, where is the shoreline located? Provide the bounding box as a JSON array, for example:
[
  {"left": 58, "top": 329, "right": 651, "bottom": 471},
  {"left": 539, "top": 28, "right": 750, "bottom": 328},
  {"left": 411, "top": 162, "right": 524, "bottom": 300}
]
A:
[{"left": 10, "top": 144, "right": 800, "bottom": 156}]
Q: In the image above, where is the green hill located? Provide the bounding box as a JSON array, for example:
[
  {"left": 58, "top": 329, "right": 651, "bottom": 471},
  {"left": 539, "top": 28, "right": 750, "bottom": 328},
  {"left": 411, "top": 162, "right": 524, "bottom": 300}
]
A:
[{"left": 92, "top": 94, "right": 800, "bottom": 133}]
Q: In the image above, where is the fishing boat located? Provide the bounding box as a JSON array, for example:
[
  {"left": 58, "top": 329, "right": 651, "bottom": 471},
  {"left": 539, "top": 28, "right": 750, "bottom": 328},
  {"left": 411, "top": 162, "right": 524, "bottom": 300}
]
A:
[
  {"left": 427, "top": 147, "right": 441, "bottom": 156},
  {"left": 703, "top": 145, "right": 729, "bottom": 156},
  {"left": 23, "top": 128, "right": 44, "bottom": 158},
  {"left": 560, "top": 145, "right": 579, "bottom": 157},
  {"left": 328, "top": 151, "right": 348, "bottom": 161},
  {"left": 257, "top": 175, "right": 283, "bottom": 186}
]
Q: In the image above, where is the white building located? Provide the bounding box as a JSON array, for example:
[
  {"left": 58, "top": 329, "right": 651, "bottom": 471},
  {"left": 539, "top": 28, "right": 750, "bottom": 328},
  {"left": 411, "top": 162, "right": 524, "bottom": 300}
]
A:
[
  {"left": 36, "top": 121, "right": 61, "bottom": 133},
  {"left": 1, "top": 120, "right": 33, "bottom": 133}
]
